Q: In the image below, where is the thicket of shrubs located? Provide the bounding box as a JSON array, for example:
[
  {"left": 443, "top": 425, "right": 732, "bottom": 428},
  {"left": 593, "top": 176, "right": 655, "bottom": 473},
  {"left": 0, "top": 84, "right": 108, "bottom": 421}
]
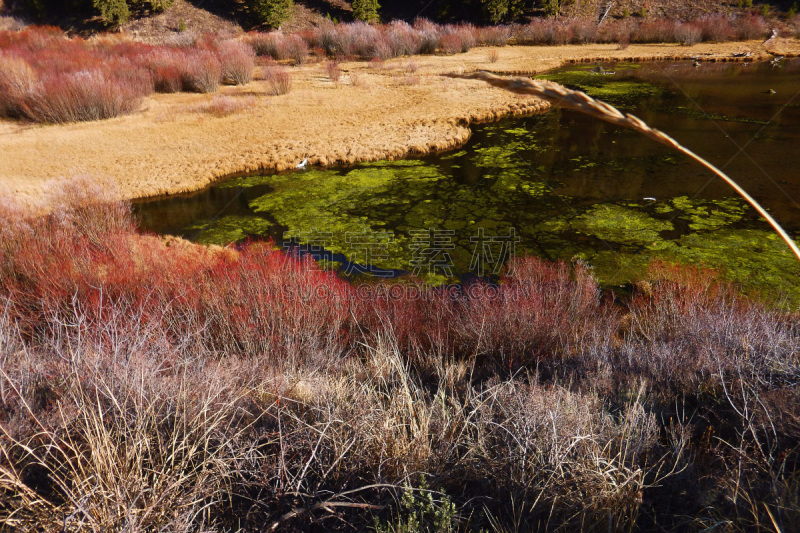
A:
[
  {"left": 0, "top": 177, "right": 798, "bottom": 531},
  {"left": 243, "top": 13, "right": 773, "bottom": 63},
  {"left": 0, "top": 27, "right": 256, "bottom": 123},
  {"left": 0, "top": 11, "right": 782, "bottom": 124}
]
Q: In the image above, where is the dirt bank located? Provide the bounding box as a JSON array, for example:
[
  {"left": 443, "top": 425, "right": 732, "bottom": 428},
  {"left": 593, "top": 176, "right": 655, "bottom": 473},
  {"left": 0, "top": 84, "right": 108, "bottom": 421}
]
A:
[{"left": 1, "top": 39, "right": 797, "bottom": 206}]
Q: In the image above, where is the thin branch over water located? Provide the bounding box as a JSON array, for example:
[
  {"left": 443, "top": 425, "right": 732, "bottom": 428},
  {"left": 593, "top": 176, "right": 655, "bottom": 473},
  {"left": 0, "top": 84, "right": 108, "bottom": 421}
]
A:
[{"left": 449, "top": 70, "right": 800, "bottom": 265}]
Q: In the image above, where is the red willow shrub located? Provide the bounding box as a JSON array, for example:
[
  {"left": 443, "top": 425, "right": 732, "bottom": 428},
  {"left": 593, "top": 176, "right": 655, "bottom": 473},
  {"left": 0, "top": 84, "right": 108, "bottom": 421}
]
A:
[
  {"left": 181, "top": 49, "right": 222, "bottom": 92},
  {"left": 325, "top": 60, "right": 341, "bottom": 82},
  {"left": 439, "top": 32, "right": 463, "bottom": 54},
  {"left": 633, "top": 19, "right": 679, "bottom": 43},
  {"left": 0, "top": 179, "right": 611, "bottom": 371},
  {"left": 17, "top": 68, "right": 150, "bottom": 123},
  {"left": 1, "top": 179, "right": 796, "bottom": 381},
  {"left": 262, "top": 65, "right": 291, "bottom": 95},
  {"left": 245, "top": 31, "right": 309, "bottom": 63},
  {"left": 217, "top": 40, "right": 256, "bottom": 85},
  {"left": 735, "top": 14, "right": 769, "bottom": 40},
  {"left": 0, "top": 27, "right": 255, "bottom": 123},
  {"left": 616, "top": 262, "right": 800, "bottom": 389},
  {"left": 384, "top": 20, "right": 422, "bottom": 56},
  {"left": 515, "top": 19, "right": 553, "bottom": 44},
  {"left": 697, "top": 14, "right": 735, "bottom": 42},
  {"left": 675, "top": 22, "right": 703, "bottom": 45}
]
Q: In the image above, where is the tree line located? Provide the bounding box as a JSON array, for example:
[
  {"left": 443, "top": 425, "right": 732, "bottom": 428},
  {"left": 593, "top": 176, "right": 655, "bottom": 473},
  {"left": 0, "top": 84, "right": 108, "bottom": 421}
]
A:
[{"left": 7, "top": 0, "right": 552, "bottom": 29}]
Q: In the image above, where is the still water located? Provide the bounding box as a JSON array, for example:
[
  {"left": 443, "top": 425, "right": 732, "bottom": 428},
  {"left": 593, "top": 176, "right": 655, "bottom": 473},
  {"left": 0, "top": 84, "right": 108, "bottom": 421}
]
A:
[{"left": 136, "top": 59, "right": 800, "bottom": 300}]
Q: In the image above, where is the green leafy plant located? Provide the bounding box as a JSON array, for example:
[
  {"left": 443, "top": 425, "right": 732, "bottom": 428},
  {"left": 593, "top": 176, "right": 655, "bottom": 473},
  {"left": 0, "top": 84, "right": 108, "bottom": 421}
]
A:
[{"left": 374, "top": 480, "right": 458, "bottom": 533}]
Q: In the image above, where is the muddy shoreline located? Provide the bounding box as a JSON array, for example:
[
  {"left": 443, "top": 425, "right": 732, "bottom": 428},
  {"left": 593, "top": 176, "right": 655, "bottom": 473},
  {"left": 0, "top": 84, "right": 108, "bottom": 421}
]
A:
[{"left": 1, "top": 39, "right": 797, "bottom": 207}]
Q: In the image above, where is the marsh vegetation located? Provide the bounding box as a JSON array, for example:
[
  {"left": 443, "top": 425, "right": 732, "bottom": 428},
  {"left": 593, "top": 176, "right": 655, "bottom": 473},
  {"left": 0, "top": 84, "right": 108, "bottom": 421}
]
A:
[
  {"left": 1, "top": 174, "right": 800, "bottom": 531},
  {"left": 1, "top": 12, "right": 800, "bottom": 533}
]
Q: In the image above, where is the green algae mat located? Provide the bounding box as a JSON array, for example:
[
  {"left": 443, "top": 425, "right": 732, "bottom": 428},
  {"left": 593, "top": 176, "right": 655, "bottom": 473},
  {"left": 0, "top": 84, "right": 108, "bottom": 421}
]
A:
[{"left": 137, "top": 59, "right": 800, "bottom": 304}]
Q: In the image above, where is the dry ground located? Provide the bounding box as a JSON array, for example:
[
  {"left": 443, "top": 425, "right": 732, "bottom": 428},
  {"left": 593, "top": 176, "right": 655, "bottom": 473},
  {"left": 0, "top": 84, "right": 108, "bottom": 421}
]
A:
[{"left": 1, "top": 39, "right": 798, "bottom": 207}]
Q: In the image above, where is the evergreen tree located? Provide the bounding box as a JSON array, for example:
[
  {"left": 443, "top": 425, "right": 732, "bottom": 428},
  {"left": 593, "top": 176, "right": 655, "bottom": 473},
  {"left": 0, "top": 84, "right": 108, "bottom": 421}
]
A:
[
  {"left": 93, "top": 0, "right": 131, "bottom": 26},
  {"left": 478, "top": 0, "right": 525, "bottom": 24},
  {"left": 352, "top": 0, "right": 380, "bottom": 23},
  {"left": 248, "top": 0, "right": 294, "bottom": 28},
  {"left": 541, "top": 0, "right": 561, "bottom": 17},
  {"left": 129, "top": 0, "right": 175, "bottom": 13}
]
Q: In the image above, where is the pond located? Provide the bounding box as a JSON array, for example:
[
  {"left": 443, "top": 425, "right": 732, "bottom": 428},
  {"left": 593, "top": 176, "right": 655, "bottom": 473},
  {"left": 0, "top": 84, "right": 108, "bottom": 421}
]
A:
[{"left": 136, "top": 59, "right": 800, "bottom": 302}]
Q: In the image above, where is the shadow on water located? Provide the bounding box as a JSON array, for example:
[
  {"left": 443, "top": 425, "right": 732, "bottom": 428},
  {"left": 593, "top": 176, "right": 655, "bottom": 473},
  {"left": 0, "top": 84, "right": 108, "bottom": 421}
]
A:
[{"left": 135, "top": 59, "right": 800, "bottom": 302}]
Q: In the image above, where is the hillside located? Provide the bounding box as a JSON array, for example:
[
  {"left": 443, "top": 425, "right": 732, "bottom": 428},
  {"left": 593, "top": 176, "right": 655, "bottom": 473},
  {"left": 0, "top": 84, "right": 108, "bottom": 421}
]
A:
[{"left": 1, "top": 0, "right": 797, "bottom": 34}]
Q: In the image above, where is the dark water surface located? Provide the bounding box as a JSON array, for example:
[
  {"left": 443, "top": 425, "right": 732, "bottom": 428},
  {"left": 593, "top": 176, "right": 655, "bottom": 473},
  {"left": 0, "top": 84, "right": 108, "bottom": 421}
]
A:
[{"left": 136, "top": 59, "right": 800, "bottom": 300}]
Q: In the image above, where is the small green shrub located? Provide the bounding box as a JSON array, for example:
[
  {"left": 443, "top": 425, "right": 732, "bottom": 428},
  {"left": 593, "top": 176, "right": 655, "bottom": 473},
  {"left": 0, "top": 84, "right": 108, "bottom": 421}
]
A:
[{"left": 375, "top": 480, "right": 458, "bottom": 533}]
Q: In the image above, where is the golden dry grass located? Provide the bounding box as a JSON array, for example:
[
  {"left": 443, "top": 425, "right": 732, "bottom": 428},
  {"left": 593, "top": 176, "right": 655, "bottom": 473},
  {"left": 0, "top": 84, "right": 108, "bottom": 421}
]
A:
[{"left": 0, "top": 39, "right": 798, "bottom": 207}]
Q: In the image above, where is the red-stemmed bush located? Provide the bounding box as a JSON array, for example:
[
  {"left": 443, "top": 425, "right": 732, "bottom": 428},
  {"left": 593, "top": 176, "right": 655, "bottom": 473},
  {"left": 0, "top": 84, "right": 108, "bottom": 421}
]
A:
[
  {"left": 697, "top": 14, "right": 735, "bottom": 42},
  {"left": 550, "top": 21, "right": 575, "bottom": 45},
  {"left": 18, "top": 68, "right": 149, "bottom": 123},
  {"left": 246, "top": 32, "right": 308, "bottom": 63},
  {"left": 438, "top": 32, "right": 463, "bottom": 55},
  {"left": 384, "top": 20, "right": 422, "bottom": 56},
  {"left": 675, "top": 22, "right": 703, "bottom": 45},
  {"left": 570, "top": 18, "right": 599, "bottom": 44},
  {"left": 181, "top": 49, "right": 222, "bottom": 93},
  {"left": 325, "top": 60, "right": 341, "bottom": 82},
  {"left": 455, "top": 24, "right": 478, "bottom": 51},
  {"left": 263, "top": 65, "right": 291, "bottom": 95},
  {"left": 516, "top": 19, "right": 553, "bottom": 44},
  {"left": 0, "top": 28, "right": 260, "bottom": 123},
  {"left": 735, "top": 14, "right": 769, "bottom": 40},
  {"left": 598, "top": 19, "right": 637, "bottom": 44},
  {"left": 477, "top": 25, "right": 511, "bottom": 46},
  {"left": 216, "top": 40, "right": 255, "bottom": 85},
  {"left": 0, "top": 53, "right": 36, "bottom": 117},
  {"left": 633, "top": 20, "right": 678, "bottom": 43},
  {"left": 414, "top": 18, "right": 441, "bottom": 54},
  {"left": 145, "top": 49, "right": 185, "bottom": 92}
]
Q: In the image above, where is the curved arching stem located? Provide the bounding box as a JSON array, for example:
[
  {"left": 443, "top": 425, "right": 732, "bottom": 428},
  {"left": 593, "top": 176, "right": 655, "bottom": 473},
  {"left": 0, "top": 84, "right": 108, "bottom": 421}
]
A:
[{"left": 449, "top": 71, "right": 800, "bottom": 264}]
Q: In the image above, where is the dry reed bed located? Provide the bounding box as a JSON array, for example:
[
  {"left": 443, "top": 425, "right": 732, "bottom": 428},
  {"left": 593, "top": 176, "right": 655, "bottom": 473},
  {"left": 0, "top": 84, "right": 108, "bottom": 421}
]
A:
[{"left": 0, "top": 179, "right": 798, "bottom": 531}]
